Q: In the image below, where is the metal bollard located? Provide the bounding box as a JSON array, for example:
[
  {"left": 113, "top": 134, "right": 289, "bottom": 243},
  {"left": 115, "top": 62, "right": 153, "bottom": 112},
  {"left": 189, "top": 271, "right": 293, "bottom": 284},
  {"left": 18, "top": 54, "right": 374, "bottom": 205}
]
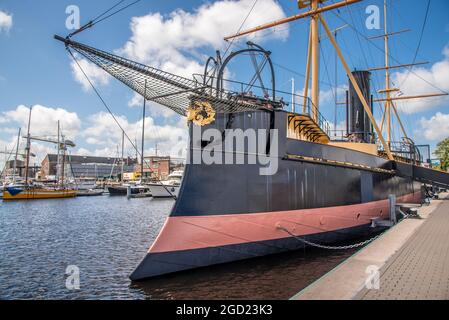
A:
[
  {"left": 127, "top": 185, "right": 131, "bottom": 199},
  {"left": 389, "top": 194, "right": 397, "bottom": 225}
]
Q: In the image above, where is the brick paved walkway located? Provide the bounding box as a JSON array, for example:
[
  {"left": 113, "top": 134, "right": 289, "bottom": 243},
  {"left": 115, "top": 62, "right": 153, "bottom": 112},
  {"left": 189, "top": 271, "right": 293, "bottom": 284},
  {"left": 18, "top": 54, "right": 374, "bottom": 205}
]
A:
[{"left": 360, "top": 196, "right": 449, "bottom": 300}]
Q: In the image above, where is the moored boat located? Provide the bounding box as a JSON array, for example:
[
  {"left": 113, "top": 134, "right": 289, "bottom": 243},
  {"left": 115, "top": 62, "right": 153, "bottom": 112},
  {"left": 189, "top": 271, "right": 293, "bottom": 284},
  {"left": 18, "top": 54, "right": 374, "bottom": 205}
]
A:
[
  {"left": 148, "top": 170, "right": 183, "bottom": 198},
  {"left": 2, "top": 186, "right": 76, "bottom": 200},
  {"left": 76, "top": 189, "right": 104, "bottom": 197},
  {"left": 107, "top": 184, "right": 150, "bottom": 196}
]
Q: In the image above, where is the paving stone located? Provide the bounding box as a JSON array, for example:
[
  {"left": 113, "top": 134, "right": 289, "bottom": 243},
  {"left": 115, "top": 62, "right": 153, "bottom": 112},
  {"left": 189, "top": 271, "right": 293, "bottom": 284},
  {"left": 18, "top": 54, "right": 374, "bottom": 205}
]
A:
[{"left": 361, "top": 195, "right": 449, "bottom": 300}]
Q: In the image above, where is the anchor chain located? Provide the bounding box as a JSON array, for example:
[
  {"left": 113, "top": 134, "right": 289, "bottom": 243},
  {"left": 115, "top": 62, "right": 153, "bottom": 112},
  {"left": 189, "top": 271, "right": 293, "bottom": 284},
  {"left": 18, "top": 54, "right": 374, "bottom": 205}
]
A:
[{"left": 277, "top": 226, "right": 382, "bottom": 250}]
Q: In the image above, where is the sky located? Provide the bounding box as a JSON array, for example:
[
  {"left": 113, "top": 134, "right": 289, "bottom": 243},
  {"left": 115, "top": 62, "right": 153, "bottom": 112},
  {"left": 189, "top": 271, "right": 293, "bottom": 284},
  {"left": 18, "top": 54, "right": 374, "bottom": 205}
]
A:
[{"left": 0, "top": 0, "right": 449, "bottom": 169}]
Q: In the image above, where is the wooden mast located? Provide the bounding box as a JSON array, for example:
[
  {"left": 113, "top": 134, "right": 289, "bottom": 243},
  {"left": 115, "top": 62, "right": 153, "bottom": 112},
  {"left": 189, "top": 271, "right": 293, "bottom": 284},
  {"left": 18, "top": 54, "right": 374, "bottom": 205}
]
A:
[
  {"left": 310, "top": 0, "right": 320, "bottom": 122},
  {"left": 224, "top": 0, "right": 395, "bottom": 159},
  {"left": 383, "top": 0, "right": 392, "bottom": 146},
  {"left": 320, "top": 16, "right": 394, "bottom": 160},
  {"left": 303, "top": 23, "right": 312, "bottom": 113},
  {"left": 57, "top": 121, "right": 60, "bottom": 185},
  {"left": 13, "top": 128, "right": 21, "bottom": 184},
  {"left": 224, "top": 0, "right": 362, "bottom": 41},
  {"left": 24, "top": 106, "right": 32, "bottom": 185}
]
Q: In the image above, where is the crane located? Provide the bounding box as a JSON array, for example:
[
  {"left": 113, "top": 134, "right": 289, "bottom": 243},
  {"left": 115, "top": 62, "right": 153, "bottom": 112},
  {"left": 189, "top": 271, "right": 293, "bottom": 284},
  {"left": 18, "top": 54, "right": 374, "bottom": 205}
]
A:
[
  {"left": 26, "top": 136, "right": 76, "bottom": 149},
  {"left": 24, "top": 134, "right": 75, "bottom": 185},
  {"left": 0, "top": 150, "right": 36, "bottom": 158},
  {"left": 0, "top": 148, "right": 34, "bottom": 181}
]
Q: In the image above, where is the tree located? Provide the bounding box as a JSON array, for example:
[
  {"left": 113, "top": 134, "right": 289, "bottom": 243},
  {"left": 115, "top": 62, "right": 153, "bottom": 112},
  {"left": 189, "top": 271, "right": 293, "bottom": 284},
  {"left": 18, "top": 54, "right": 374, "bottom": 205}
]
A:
[{"left": 434, "top": 138, "right": 449, "bottom": 171}]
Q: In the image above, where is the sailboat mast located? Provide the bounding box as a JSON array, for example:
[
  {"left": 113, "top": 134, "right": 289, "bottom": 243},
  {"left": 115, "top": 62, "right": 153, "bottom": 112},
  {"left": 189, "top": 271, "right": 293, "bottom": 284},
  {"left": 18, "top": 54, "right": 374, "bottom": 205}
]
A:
[
  {"left": 141, "top": 80, "right": 147, "bottom": 182},
  {"left": 291, "top": 78, "right": 295, "bottom": 112},
  {"left": 121, "top": 129, "right": 124, "bottom": 183},
  {"left": 56, "top": 121, "right": 60, "bottom": 182},
  {"left": 311, "top": 0, "right": 320, "bottom": 122},
  {"left": 13, "top": 128, "right": 21, "bottom": 184},
  {"left": 61, "top": 134, "right": 65, "bottom": 187},
  {"left": 24, "top": 107, "right": 32, "bottom": 185},
  {"left": 383, "top": 0, "right": 391, "bottom": 145}
]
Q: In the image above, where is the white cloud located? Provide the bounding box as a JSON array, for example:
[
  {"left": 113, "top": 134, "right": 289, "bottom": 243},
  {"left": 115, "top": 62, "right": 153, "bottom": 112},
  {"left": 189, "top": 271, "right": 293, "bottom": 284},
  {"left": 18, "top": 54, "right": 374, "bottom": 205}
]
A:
[
  {"left": 70, "top": 54, "right": 111, "bottom": 91},
  {"left": 319, "top": 85, "right": 348, "bottom": 105},
  {"left": 297, "top": 84, "right": 348, "bottom": 108},
  {"left": 391, "top": 45, "right": 449, "bottom": 114},
  {"left": 418, "top": 112, "right": 449, "bottom": 141},
  {"left": 0, "top": 105, "right": 82, "bottom": 165},
  {"left": 0, "top": 10, "right": 12, "bottom": 33},
  {"left": 82, "top": 111, "right": 188, "bottom": 158},
  {"left": 1, "top": 104, "right": 81, "bottom": 139},
  {"left": 128, "top": 92, "right": 179, "bottom": 118},
  {"left": 118, "top": 0, "right": 288, "bottom": 79}
]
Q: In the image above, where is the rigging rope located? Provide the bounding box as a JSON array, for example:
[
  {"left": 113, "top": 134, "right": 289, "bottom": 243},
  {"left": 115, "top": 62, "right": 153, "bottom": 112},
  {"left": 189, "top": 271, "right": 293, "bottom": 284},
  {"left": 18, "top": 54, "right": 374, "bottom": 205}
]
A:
[
  {"left": 68, "top": 0, "right": 142, "bottom": 38},
  {"left": 331, "top": 8, "right": 447, "bottom": 95},
  {"left": 0, "top": 143, "right": 17, "bottom": 178},
  {"left": 91, "top": 0, "right": 126, "bottom": 24},
  {"left": 397, "top": 0, "right": 431, "bottom": 89},
  {"left": 67, "top": 48, "right": 151, "bottom": 170},
  {"left": 223, "top": 0, "right": 259, "bottom": 58}
]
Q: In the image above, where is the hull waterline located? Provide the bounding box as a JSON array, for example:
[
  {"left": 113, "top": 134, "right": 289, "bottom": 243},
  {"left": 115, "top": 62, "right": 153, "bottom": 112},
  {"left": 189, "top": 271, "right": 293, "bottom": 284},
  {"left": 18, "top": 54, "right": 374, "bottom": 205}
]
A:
[
  {"left": 130, "top": 191, "right": 421, "bottom": 280},
  {"left": 130, "top": 110, "right": 424, "bottom": 281}
]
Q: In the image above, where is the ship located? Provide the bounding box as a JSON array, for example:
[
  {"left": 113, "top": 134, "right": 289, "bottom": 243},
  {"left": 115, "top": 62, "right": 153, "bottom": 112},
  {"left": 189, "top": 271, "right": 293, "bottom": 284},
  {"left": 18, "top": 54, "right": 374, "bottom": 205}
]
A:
[
  {"left": 54, "top": 0, "right": 449, "bottom": 280},
  {"left": 147, "top": 170, "right": 183, "bottom": 198},
  {"left": 107, "top": 184, "right": 150, "bottom": 196},
  {"left": 2, "top": 112, "right": 77, "bottom": 201},
  {"left": 3, "top": 186, "right": 77, "bottom": 200}
]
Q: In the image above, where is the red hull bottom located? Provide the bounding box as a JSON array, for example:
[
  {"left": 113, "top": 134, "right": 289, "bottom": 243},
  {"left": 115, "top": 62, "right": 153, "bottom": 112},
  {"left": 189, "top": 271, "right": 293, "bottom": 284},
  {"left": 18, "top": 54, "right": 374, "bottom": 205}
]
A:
[{"left": 130, "top": 191, "right": 422, "bottom": 280}]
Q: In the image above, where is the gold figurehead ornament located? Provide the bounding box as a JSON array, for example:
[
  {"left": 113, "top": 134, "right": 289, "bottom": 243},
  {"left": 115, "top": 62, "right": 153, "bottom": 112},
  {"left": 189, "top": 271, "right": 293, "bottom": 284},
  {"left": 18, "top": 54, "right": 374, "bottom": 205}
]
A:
[{"left": 187, "top": 100, "right": 216, "bottom": 126}]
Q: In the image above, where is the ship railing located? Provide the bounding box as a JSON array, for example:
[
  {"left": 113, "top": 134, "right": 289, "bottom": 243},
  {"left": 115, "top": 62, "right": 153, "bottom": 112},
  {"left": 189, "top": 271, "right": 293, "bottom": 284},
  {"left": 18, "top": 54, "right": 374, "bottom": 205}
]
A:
[
  {"left": 192, "top": 74, "right": 331, "bottom": 137},
  {"left": 378, "top": 140, "right": 421, "bottom": 164},
  {"left": 329, "top": 130, "right": 348, "bottom": 141},
  {"left": 329, "top": 130, "right": 378, "bottom": 143}
]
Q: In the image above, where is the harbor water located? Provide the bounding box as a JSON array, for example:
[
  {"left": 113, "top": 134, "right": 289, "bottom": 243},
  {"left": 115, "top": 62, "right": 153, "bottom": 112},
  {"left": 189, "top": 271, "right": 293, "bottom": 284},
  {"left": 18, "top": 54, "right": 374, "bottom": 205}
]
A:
[{"left": 0, "top": 195, "right": 358, "bottom": 299}]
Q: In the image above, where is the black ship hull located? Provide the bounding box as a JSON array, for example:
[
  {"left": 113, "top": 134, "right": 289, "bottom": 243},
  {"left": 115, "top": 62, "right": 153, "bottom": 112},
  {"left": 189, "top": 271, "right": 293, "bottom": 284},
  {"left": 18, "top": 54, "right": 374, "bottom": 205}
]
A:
[{"left": 130, "top": 110, "right": 422, "bottom": 280}]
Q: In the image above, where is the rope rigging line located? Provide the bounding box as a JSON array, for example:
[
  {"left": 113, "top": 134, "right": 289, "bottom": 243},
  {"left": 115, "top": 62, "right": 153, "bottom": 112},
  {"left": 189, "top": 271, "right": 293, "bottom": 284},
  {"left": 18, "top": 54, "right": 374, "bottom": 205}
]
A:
[
  {"left": 346, "top": 2, "right": 388, "bottom": 128},
  {"left": 67, "top": 48, "right": 151, "bottom": 170},
  {"left": 91, "top": 0, "right": 126, "bottom": 25},
  {"left": 397, "top": 0, "right": 431, "bottom": 89},
  {"left": 68, "top": 0, "right": 142, "bottom": 38},
  {"left": 330, "top": 7, "right": 448, "bottom": 95},
  {"left": 320, "top": 42, "right": 337, "bottom": 107},
  {"left": 0, "top": 143, "right": 17, "bottom": 178},
  {"left": 223, "top": 0, "right": 259, "bottom": 58}
]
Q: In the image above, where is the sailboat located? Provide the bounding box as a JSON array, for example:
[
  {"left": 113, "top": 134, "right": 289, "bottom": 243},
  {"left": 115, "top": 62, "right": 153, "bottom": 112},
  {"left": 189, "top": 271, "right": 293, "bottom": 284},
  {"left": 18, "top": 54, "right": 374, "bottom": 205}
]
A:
[
  {"left": 55, "top": 0, "right": 449, "bottom": 280},
  {"left": 106, "top": 130, "right": 151, "bottom": 196},
  {"left": 2, "top": 113, "right": 77, "bottom": 200}
]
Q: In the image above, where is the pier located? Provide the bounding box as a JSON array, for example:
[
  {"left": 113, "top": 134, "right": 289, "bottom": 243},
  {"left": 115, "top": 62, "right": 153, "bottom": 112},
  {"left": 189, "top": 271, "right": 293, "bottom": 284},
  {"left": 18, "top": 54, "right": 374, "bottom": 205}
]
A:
[{"left": 292, "top": 193, "right": 449, "bottom": 300}]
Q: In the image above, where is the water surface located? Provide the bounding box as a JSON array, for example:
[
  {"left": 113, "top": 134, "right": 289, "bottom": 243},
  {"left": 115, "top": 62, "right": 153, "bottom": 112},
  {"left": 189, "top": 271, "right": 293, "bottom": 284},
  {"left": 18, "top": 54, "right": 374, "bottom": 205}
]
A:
[{"left": 0, "top": 195, "right": 357, "bottom": 299}]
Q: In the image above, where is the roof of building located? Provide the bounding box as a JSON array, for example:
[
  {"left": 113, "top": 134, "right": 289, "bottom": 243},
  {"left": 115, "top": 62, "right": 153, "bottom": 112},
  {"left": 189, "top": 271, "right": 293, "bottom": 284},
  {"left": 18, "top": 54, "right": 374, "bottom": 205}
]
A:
[{"left": 44, "top": 154, "right": 138, "bottom": 165}]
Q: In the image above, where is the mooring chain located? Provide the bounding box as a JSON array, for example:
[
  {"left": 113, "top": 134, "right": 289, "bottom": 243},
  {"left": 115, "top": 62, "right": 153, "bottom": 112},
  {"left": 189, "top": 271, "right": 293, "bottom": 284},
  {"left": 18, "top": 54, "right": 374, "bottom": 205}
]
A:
[{"left": 277, "top": 226, "right": 382, "bottom": 250}]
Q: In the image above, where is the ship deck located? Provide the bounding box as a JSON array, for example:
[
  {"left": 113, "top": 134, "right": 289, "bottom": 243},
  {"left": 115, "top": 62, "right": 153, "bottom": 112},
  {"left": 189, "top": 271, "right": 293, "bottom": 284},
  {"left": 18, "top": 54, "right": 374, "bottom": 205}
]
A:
[{"left": 291, "top": 192, "right": 449, "bottom": 300}]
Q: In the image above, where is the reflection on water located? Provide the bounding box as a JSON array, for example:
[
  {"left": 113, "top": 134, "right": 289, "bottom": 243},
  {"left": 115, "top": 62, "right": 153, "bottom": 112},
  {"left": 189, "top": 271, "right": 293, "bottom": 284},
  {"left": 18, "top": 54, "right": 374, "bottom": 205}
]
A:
[
  {"left": 0, "top": 195, "right": 357, "bottom": 299},
  {"left": 132, "top": 246, "right": 356, "bottom": 300}
]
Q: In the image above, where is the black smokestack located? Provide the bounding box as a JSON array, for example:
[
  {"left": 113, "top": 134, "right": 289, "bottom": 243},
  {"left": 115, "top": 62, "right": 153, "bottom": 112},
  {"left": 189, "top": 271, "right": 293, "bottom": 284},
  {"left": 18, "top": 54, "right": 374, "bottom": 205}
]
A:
[{"left": 348, "top": 70, "right": 373, "bottom": 143}]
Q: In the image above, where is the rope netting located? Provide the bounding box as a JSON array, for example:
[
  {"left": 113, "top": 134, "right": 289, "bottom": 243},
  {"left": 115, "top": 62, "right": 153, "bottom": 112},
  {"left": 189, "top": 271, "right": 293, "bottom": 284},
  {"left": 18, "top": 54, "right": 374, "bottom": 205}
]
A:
[{"left": 58, "top": 36, "right": 272, "bottom": 116}]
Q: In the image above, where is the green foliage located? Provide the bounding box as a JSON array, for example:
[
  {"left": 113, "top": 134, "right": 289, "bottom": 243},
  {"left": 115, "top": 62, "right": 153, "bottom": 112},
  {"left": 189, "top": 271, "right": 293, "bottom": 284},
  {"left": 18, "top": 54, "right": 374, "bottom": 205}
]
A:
[{"left": 434, "top": 138, "right": 449, "bottom": 171}]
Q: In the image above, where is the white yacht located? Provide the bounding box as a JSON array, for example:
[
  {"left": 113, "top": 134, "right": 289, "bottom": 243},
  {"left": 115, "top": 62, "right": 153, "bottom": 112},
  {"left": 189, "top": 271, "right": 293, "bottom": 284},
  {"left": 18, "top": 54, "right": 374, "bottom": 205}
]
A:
[{"left": 148, "top": 170, "right": 183, "bottom": 198}]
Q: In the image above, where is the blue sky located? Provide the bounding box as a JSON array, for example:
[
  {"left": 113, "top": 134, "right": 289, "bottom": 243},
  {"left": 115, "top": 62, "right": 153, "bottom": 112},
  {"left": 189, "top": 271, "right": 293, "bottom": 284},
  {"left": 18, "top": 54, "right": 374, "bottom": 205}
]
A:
[{"left": 1, "top": 0, "right": 448, "bottom": 168}]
